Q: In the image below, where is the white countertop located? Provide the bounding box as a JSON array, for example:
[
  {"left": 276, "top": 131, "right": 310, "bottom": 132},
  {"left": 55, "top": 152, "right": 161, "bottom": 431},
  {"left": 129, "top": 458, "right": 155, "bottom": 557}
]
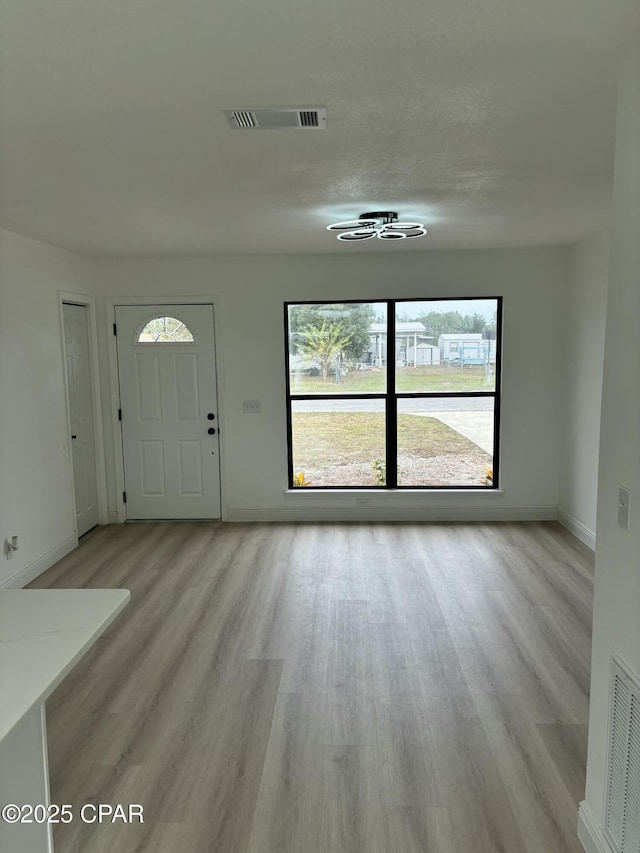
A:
[{"left": 0, "top": 589, "right": 130, "bottom": 743}]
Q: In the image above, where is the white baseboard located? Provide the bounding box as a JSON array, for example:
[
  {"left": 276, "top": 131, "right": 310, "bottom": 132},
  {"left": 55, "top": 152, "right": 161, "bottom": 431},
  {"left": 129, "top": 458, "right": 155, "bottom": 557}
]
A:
[
  {"left": 225, "top": 506, "right": 558, "bottom": 523},
  {"left": 577, "top": 802, "right": 613, "bottom": 853},
  {"left": 0, "top": 534, "right": 78, "bottom": 589},
  {"left": 558, "top": 508, "right": 596, "bottom": 551}
]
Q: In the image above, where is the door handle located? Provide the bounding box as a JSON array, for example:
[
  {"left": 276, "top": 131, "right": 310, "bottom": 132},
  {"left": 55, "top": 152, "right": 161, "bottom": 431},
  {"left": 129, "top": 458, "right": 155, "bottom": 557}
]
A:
[
  {"left": 207, "top": 413, "right": 215, "bottom": 420},
  {"left": 208, "top": 427, "right": 216, "bottom": 435}
]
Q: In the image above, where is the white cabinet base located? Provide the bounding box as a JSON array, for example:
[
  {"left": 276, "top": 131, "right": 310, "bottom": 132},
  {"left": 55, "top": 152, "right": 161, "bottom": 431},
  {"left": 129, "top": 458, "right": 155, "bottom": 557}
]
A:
[
  {"left": 0, "top": 703, "right": 53, "bottom": 853},
  {"left": 0, "top": 589, "right": 129, "bottom": 853}
]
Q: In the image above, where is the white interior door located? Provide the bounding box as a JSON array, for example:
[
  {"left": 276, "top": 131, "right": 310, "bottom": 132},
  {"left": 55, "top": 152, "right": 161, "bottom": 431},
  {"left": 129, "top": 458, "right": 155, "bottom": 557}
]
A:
[
  {"left": 115, "top": 304, "right": 221, "bottom": 519},
  {"left": 63, "top": 302, "right": 98, "bottom": 536}
]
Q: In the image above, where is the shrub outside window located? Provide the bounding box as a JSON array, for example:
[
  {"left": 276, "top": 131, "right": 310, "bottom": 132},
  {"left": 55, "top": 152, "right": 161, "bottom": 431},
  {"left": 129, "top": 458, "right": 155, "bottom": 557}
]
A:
[{"left": 285, "top": 298, "right": 502, "bottom": 489}]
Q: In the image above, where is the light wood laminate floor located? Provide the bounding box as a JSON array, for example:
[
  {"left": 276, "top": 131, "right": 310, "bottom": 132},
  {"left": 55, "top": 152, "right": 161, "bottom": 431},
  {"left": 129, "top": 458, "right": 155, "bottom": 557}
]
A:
[{"left": 29, "top": 521, "right": 594, "bottom": 853}]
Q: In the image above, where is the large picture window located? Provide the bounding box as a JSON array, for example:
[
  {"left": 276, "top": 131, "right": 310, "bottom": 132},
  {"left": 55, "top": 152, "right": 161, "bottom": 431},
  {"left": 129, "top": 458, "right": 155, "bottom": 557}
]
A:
[{"left": 285, "top": 298, "right": 502, "bottom": 489}]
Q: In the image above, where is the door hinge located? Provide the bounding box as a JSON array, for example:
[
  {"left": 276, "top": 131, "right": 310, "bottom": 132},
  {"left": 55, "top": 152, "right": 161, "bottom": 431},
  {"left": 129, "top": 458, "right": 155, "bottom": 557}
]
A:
[
  {"left": 122, "top": 491, "right": 127, "bottom": 504},
  {"left": 118, "top": 408, "right": 122, "bottom": 421},
  {"left": 113, "top": 323, "right": 117, "bottom": 336}
]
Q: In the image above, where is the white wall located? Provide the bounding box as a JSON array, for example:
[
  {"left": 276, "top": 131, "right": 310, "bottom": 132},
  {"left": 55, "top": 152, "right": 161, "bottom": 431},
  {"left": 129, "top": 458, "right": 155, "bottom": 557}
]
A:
[
  {"left": 558, "top": 231, "right": 609, "bottom": 549},
  {"left": 0, "top": 229, "right": 96, "bottom": 587},
  {"left": 580, "top": 34, "right": 640, "bottom": 849},
  {"left": 94, "top": 246, "right": 568, "bottom": 521}
]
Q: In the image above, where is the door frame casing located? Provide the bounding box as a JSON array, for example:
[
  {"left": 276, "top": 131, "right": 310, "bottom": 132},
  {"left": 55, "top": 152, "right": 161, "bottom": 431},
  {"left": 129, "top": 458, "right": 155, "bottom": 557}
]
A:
[
  {"left": 106, "top": 296, "right": 226, "bottom": 523},
  {"left": 58, "top": 291, "right": 109, "bottom": 532}
]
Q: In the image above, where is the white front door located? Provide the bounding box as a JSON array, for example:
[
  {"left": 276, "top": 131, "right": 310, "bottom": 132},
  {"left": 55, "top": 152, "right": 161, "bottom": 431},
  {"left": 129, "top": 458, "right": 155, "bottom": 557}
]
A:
[
  {"left": 63, "top": 303, "right": 99, "bottom": 537},
  {"left": 115, "top": 304, "right": 221, "bottom": 519}
]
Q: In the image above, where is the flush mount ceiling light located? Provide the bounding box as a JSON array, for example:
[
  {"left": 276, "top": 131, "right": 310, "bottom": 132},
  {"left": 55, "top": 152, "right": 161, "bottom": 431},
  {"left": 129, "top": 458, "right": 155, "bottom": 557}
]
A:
[{"left": 327, "top": 211, "right": 427, "bottom": 242}]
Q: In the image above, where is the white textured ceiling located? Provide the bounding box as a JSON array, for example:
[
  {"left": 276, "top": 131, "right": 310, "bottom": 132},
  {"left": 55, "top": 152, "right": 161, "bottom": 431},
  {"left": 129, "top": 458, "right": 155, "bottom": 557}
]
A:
[{"left": 1, "top": 0, "right": 638, "bottom": 256}]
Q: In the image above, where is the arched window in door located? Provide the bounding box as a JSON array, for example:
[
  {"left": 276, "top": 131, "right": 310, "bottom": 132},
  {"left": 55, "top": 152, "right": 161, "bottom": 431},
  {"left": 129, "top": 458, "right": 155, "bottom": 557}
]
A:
[{"left": 137, "top": 316, "right": 195, "bottom": 343}]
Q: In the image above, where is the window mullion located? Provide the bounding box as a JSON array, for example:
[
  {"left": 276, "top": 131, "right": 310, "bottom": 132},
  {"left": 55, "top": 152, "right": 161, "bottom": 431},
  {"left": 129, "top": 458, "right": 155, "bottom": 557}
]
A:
[{"left": 386, "top": 301, "right": 397, "bottom": 488}]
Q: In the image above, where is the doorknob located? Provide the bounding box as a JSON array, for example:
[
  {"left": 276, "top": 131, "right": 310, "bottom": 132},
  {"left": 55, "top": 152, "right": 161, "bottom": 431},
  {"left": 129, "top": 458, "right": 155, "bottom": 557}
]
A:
[
  {"left": 208, "top": 427, "right": 216, "bottom": 435},
  {"left": 207, "top": 413, "right": 215, "bottom": 420}
]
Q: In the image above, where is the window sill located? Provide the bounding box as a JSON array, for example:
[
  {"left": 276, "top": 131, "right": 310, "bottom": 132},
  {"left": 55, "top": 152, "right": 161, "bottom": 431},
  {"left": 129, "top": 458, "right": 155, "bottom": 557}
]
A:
[{"left": 284, "top": 488, "right": 505, "bottom": 500}]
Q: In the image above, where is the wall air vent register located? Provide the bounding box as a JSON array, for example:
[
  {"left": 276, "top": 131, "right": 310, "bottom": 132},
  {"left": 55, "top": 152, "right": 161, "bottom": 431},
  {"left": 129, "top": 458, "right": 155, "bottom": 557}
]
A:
[{"left": 605, "top": 655, "right": 640, "bottom": 853}]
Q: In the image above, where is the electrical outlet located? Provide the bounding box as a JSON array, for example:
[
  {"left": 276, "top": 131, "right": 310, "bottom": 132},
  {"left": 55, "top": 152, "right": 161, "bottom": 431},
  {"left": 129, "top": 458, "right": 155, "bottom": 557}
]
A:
[
  {"left": 618, "top": 487, "right": 631, "bottom": 530},
  {"left": 6, "top": 535, "right": 19, "bottom": 559},
  {"left": 356, "top": 497, "right": 370, "bottom": 506},
  {"left": 242, "top": 400, "right": 261, "bottom": 414}
]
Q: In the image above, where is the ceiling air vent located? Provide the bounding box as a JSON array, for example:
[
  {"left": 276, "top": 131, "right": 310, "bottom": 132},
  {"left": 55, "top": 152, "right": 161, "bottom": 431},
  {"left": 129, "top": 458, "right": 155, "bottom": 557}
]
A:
[
  {"left": 298, "top": 110, "right": 319, "bottom": 127},
  {"left": 223, "top": 107, "right": 327, "bottom": 130},
  {"left": 231, "top": 110, "right": 257, "bottom": 129}
]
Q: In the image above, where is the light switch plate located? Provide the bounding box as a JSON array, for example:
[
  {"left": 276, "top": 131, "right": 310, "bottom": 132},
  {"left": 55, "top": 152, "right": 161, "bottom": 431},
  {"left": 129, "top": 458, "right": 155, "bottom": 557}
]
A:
[
  {"left": 617, "top": 487, "right": 631, "bottom": 530},
  {"left": 243, "top": 399, "right": 261, "bottom": 414}
]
